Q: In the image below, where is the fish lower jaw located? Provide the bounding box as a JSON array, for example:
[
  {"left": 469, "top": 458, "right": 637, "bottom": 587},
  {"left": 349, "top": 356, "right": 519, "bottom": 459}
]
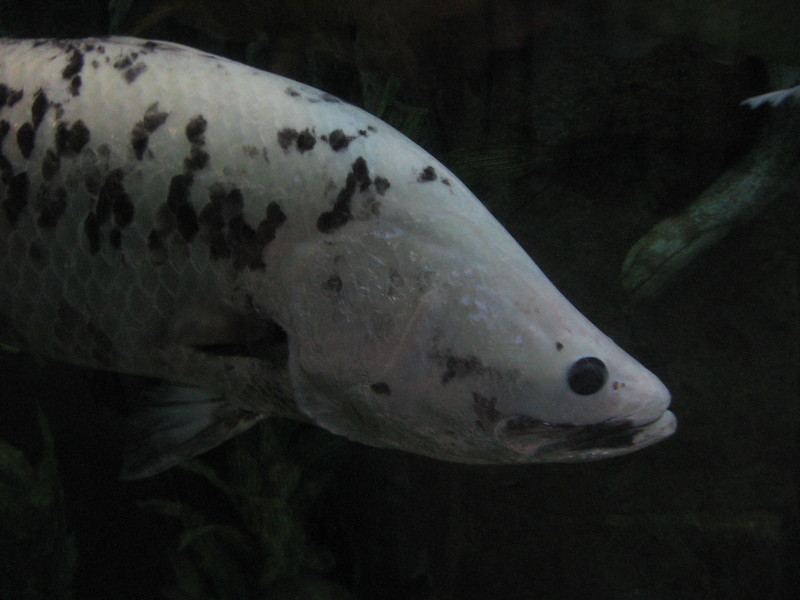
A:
[{"left": 494, "top": 409, "right": 677, "bottom": 463}]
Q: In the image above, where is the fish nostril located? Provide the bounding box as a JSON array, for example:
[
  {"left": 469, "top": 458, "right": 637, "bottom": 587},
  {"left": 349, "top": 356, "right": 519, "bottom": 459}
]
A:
[{"left": 567, "top": 356, "right": 607, "bottom": 395}]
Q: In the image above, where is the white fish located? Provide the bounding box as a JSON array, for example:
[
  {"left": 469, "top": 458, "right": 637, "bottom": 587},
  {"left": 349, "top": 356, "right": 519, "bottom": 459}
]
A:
[{"left": 0, "top": 37, "right": 675, "bottom": 478}]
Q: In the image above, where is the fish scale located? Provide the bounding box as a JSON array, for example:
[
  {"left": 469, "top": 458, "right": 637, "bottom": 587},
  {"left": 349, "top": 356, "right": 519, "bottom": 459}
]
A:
[{"left": 1, "top": 37, "right": 675, "bottom": 478}]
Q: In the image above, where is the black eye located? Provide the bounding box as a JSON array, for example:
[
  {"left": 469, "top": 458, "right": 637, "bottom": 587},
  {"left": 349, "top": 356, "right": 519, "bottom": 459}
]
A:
[{"left": 567, "top": 357, "right": 608, "bottom": 395}]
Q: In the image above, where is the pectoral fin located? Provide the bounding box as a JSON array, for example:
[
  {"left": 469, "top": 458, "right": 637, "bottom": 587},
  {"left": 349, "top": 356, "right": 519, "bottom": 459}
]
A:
[
  {"left": 120, "top": 385, "right": 265, "bottom": 480},
  {"left": 165, "top": 305, "right": 288, "bottom": 363}
]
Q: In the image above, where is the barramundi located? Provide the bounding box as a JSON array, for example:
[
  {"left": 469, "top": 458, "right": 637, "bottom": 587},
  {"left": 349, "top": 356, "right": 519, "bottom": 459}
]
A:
[{"left": 0, "top": 37, "right": 675, "bottom": 478}]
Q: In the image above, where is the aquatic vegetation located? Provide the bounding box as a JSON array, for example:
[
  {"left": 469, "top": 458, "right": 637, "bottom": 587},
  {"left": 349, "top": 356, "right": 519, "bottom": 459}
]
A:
[
  {"left": 142, "top": 420, "right": 352, "bottom": 599},
  {"left": 0, "top": 410, "right": 77, "bottom": 600}
]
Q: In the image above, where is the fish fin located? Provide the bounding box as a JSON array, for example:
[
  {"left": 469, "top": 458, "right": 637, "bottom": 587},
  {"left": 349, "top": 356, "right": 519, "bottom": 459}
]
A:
[
  {"left": 165, "top": 305, "right": 288, "bottom": 363},
  {"left": 741, "top": 85, "right": 800, "bottom": 108},
  {"left": 120, "top": 385, "right": 266, "bottom": 480}
]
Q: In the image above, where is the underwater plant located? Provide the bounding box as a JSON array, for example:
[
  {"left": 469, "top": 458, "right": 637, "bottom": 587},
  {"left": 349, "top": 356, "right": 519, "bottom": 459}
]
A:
[
  {"left": 0, "top": 409, "right": 77, "bottom": 600},
  {"left": 142, "top": 419, "right": 353, "bottom": 600}
]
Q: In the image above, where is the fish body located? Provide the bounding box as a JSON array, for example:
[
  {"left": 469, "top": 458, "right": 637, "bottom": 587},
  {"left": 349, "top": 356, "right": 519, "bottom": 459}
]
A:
[{"left": 0, "top": 38, "right": 674, "bottom": 477}]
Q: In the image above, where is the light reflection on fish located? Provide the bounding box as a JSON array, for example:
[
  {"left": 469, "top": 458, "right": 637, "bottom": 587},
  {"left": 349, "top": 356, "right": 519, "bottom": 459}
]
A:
[{"left": 0, "top": 37, "right": 675, "bottom": 478}]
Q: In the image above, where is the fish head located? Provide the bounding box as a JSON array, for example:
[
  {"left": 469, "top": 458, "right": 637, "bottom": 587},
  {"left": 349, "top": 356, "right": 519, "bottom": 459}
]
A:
[{"left": 281, "top": 180, "right": 674, "bottom": 463}]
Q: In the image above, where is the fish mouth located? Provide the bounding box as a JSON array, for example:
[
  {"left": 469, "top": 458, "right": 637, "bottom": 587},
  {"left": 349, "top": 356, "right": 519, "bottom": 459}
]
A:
[{"left": 494, "top": 410, "right": 677, "bottom": 462}]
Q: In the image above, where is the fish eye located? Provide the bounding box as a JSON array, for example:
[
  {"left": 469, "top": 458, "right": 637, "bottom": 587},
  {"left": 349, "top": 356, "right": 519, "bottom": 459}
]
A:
[{"left": 567, "top": 357, "right": 608, "bottom": 395}]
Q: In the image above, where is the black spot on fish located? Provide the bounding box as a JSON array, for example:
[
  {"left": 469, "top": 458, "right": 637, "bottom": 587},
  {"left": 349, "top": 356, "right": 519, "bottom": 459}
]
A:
[
  {"left": 255, "top": 201, "right": 286, "bottom": 247},
  {"left": 113, "top": 56, "right": 131, "bottom": 69},
  {"left": 0, "top": 84, "right": 8, "bottom": 107},
  {"left": 3, "top": 172, "right": 29, "bottom": 225},
  {"left": 317, "top": 172, "right": 355, "bottom": 233},
  {"left": 62, "top": 48, "right": 84, "bottom": 79},
  {"left": 16, "top": 123, "right": 35, "bottom": 159},
  {"left": 442, "top": 178, "right": 451, "bottom": 187},
  {"left": 41, "top": 149, "right": 60, "bottom": 181},
  {"left": 55, "top": 120, "right": 90, "bottom": 155},
  {"left": 69, "top": 75, "right": 81, "bottom": 96},
  {"left": 0, "top": 120, "right": 12, "bottom": 179},
  {"left": 130, "top": 123, "right": 149, "bottom": 160},
  {"left": 83, "top": 211, "right": 101, "bottom": 254},
  {"left": 130, "top": 104, "right": 169, "bottom": 160},
  {"left": 36, "top": 186, "right": 67, "bottom": 228},
  {"left": 227, "top": 214, "right": 261, "bottom": 269},
  {"left": 327, "top": 129, "right": 350, "bottom": 151},
  {"left": 352, "top": 157, "right": 371, "bottom": 190},
  {"left": 99, "top": 170, "right": 134, "bottom": 228},
  {"left": 166, "top": 174, "right": 192, "bottom": 212},
  {"left": 296, "top": 129, "right": 316, "bottom": 152},
  {"left": 323, "top": 274, "right": 343, "bottom": 292},
  {"left": 96, "top": 168, "right": 126, "bottom": 225},
  {"left": 123, "top": 62, "right": 147, "bottom": 84},
  {"left": 371, "top": 382, "right": 391, "bottom": 395},
  {"left": 142, "top": 104, "right": 168, "bottom": 132},
  {"left": 441, "top": 354, "right": 482, "bottom": 385},
  {"left": 184, "top": 146, "right": 210, "bottom": 171},
  {"left": 277, "top": 128, "right": 298, "bottom": 151},
  {"left": 556, "top": 341, "right": 564, "bottom": 351},
  {"left": 31, "top": 90, "right": 48, "bottom": 127},
  {"left": 322, "top": 93, "right": 341, "bottom": 103},
  {"left": 418, "top": 166, "right": 437, "bottom": 182},
  {"left": 185, "top": 115, "right": 207, "bottom": 145},
  {"left": 6, "top": 88, "right": 23, "bottom": 107},
  {"left": 175, "top": 202, "right": 199, "bottom": 241},
  {"left": 374, "top": 176, "right": 390, "bottom": 195},
  {"left": 285, "top": 87, "right": 301, "bottom": 98}
]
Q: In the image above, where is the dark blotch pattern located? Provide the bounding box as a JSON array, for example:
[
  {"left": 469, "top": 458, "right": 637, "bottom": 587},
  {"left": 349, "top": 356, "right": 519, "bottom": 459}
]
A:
[
  {"left": 277, "top": 128, "right": 298, "bottom": 151},
  {"left": 0, "top": 120, "right": 12, "bottom": 179},
  {"left": 16, "top": 123, "right": 35, "bottom": 159},
  {"left": 130, "top": 104, "right": 169, "bottom": 160},
  {"left": 418, "top": 166, "right": 437, "bottom": 182},
  {"left": 328, "top": 129, "right": 352, "bottom": 151},
  {"left": 36, "top": 186, "right": 67, "bottom": 228},
  {"left": 41, "top": 149, "right": 60, "bottom": 181},
  {"left": 198, "top": 186, "right": 286, "bottom": 270},
  {"left": 55, "top": 120, "right": 90, "bottom": 155},
  {"left": 68, "top": 75, "right": 81, "bottom": 96},
  {"left": 316, "top": 157, "right": 381, "bottom": 233},
  {"left": 442, "top": 354, "right": 482, "bottom": 385},
  {"left": 62, "top": 48, "right": 84, "bottom": 79},
  {"left": 165, "top": 174, "right": 198, "bottom": 241},
  {"left": 352, "top": 157, "right": 371, "bottom": 190},
  {"left": 83, "top": 212, "right": 101, "bottom": 254},
  {"left": 31, "top": 90, "right": 48, "bottom": 127},
  {"left": 296, "top": 129, "right": 316, "bottom": 152},
  {"left": 3, "top": 172, "right": 29, "bottom": 225},
  {"left": 185, "top": 115, "right": 207, "bottom": 145},
  {"left": 374, "top": 176, "right": 390, "bottom": 196},
  {"left": 123, "top": 62, "right": 147, "bottom": 84},
  {"left": 184, "top": 146, "right": 210, "bottom": 171},
  {"left": 370, "top": 382, "right": 391, "bottom": 395}
]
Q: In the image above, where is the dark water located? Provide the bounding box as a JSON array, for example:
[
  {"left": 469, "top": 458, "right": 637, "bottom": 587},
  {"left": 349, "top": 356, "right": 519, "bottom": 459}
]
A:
[{"left": 1, "top": 1, "right": 798, "bottom": 598}]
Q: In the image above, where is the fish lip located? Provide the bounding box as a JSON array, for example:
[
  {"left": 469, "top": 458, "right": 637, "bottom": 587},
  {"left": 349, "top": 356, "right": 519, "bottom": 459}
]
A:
[{"left": 494, "top": 410, "right": 677, "bottom": 461}]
